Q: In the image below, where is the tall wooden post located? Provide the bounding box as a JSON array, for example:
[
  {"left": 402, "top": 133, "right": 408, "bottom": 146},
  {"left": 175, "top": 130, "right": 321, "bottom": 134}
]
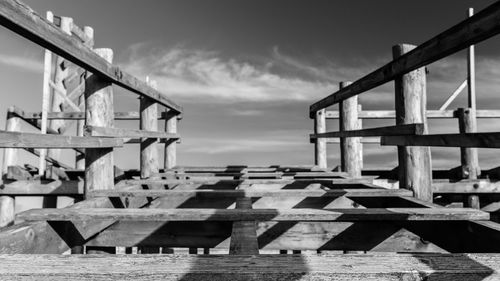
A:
[
  {"left": 314, "top": 109, "right": 327, "bottom": 169},
  {"left": 339, "top": 81, "right": 362, "bottom": 178},
  {"left": 75, "top": 26, "right": 94, "bottom": 170},
  {"left": 84, "top": 48, "right": 114, "bottom": 192},
  {"left": 140, "top": 78, "right": 159, "bottom": 179},
  {"left": 164, "top": 111, "right": 177, "bottom": 170},
  {"left": 457, "top": 108, "right": 481, "bottom": 208},
  {"left": 393, "top": 44, "right": 433, "bottom": 202},
  {"left": 467, "top": 8, "right": 476, "bottom": 111},
  {"left": 0, "top": 107, "right": 20, "bottom": 227}
]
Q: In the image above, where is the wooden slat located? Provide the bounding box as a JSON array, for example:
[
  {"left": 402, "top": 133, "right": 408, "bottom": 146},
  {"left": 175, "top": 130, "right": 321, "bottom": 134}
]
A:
[
  {"left": 17, "top": 207, "right": 489, "bottom": 222},
  {"left": 89, "top": 189, "right": 412, "bottom": 198},
  {"left": 1, "top": 253, "right": 500, "bottom": 280},
  {"left": 311, "top": 123, "right": 423, "bottom": 139},
  {"left": 0, "top": 130, "right": 123, "bottom": 148},
  {"left": 122, "top": 178, "right": 377, "bottom": 186},
  {"left": 0, "top": 0, "right": 182, "bottom": 113},
  {"left": 433, "top": 180, "right": 500, "bottom": 193},
  {"left": 0, "top": 180, "right": 82, "bottom": 196},
  {"left": 84, "top": 125, "right": 180, "bottom": 139},
  {"left": 381, "top": 132, "right": 500, "bottom": 148},
  {"left": 324, "top": 137, "right": 380, "bottom": 144},
  {"left": 309, "top": 1, "right": 500, "bottom": 116},
  {"left": 20, "top": 111, "right": 168, "bottom": 120},
  {"left": 326, "top": 109, "right": 500, "bottom": 119}
]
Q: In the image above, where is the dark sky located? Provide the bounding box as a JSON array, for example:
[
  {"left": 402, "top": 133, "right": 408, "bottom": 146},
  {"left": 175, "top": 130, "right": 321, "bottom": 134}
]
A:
[{"left": 1, "top": 0, "right": 499, "bottom": 169}]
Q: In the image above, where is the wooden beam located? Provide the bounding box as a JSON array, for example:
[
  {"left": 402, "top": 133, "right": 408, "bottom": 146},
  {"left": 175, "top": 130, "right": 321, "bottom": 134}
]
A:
[
  {"left": 325, "top": 137, "right": 380, "bottom": 144},
  {"left": 0, "top": 0, "right": 183, "bottom": 113},
  {"left": 17, "top": 207, "right": 489, "bottom": 222},
  {"left": 21, "top": 111, "right": 168, "bottom": 120},
  {"left": 339, "top": 81, "right": 362, "bottom": 178},
  {"left": 122, "top": 178, "right": 378, "bottom": 186},
  {"left": 381, "top": 132, "right": 500, "bottom": 148},
  {"left": 0, "top": 130, "right": 122, "bottom": 148},
  {"left": 314, "top": 109, "right": 327, "bottom": 169},
  {"left": 311, "top": 123, "right": 423, "bottom": 139},
  {"left": 84, "top": 125, "right": 179, "bottom": 139},
  {"left": 165, "top": 109, "right": 178, "bottom": 169},
  {"left": 309, "top": 1, "right": 500, "bottom": 116},
  {"left": 433, "top": 180, "right": 500, "bottom": 193},
  {"left": 0, "top": 180, "right": 82, "bottom": 196},
  {"left": 327, "top": 109, "right": 500, "bottom": 119},
  {"left": 89, "top": 189, "right": 413, "bottom": 198},
  {"left": 229, "top": 196, "right": 259, "bottom": 255}
]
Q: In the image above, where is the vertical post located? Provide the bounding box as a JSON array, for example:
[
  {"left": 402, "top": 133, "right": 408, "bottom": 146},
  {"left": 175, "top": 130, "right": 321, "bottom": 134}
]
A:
[
  {"left": 467, "top": 8, "right": 476, "bottom": 111},
  {"left": 393, "top": 44, "right": 433, "bottom": 202},
  {"left": 140, "top": 78, "right": 159, "bottom": 179},
  {"left": 457, "top": 108, "right": 481, "bottom": 208},
  {"left": 75, "top": 26, "right": 95, "bottom": 170},
  {"left": 164, "top": 111, "right": 178, "bottom": 170},
  {"left": 84, "top": 48, "right": 114, "bottom": 193},
  {"left": 339, "top": 81, "right": 362, "bottom": 178},
  {"left": 229, "top": 187, "right": 259, "bottom": 255},
  {"left": 314, "top": 109, "right": 327, "bottom": 169},
  {"left": 0, "top": 107, "right": 20, "bottom": 227}
]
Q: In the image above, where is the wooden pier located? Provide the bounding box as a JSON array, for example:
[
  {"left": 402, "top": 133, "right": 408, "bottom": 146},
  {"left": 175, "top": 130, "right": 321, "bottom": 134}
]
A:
[{"left": 1, "top": 0, "right": 500, "bottom": 279}]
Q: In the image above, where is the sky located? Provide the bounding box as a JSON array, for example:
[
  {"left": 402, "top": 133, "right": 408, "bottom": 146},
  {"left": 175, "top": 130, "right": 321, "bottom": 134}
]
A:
[{"left": 1, "top": 0, "right": 500, "bottom": 172}]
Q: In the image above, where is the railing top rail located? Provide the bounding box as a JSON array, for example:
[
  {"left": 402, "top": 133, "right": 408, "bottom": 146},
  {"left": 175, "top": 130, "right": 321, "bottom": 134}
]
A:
[
  {"left": 0, "top": 0, "right": 183, "bottom": 114},
  {"left": 309, "top": 1, "right": 500, "bottom": 117}
]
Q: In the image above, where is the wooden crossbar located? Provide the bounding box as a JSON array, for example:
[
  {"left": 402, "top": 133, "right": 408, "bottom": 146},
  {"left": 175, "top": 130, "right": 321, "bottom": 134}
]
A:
[
  {"left": 0, "top": 130, "right": 123, "bottom": 148},
  {"left": 381, "top": 133, "right": 500, "bottom": 148},
  {"left": 325, "top": 109, "right": 500, "bottom": 119},
  {"left": 17, "top": 207, "right": 489, "bottom": 222},
  {"left": 84, "top": 125, "right": 180, "bottom": 139},
  {"left": 0, "top": 0, "right": 182, "bottom": 113},
  {"left": 20, "top": 111, "right": 172, "bottom": 120},
  {"left": 0, "top": 180, "right": 82, "bottom": 196},
  {"left": 311, "top": 123, "right": 423, "bottom": 139},
  {"left": 309, "top": 1, "right": 500, "bottom": 116},
  {"left": 122, "top": 178, "right": 376, "bottom": 186}
]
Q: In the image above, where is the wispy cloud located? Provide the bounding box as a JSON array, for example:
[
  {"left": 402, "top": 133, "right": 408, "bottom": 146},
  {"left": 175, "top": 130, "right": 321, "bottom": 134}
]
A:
[
  {"left": 182, "top": 137, "right": 305, "bottom": 154},
  {"left": 0, "top": 54, "right": 43, "bottom": 73}
]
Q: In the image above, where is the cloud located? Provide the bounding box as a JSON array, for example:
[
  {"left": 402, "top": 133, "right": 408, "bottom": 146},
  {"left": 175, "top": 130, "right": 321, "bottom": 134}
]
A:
[
  {"left": 0, "top": 54, "right": 43, "bottom": 73},
  {"left": 182, "top": 137, "right": 305, "bottom": 155}
]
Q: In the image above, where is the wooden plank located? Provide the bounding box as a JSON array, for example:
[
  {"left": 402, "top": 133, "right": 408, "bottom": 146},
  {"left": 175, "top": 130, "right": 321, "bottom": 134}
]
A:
[
  {"left": 0, "top": 130, "right": 122, "bottom": 148},
  {"left": 381, "top": 132, "right": 500, "bottom": 148},
  {"left": 23, "top": 148, "right": 72, "bottom": 169},
  {"left": 122, "top": 178, "right": 378, "bottom": 186},
  {"left": 229, "top": 196, "right": 259, "bottom": 255},
  {"left": 17, "top": 207, "right": 489, "bottom": 222},
  {"left": 84, "top": 125, "right": 179, "bottom": 139},
  {"left": 89, "top": 189, "right": 413, "bottom": 198},
  {"left": 433, "top": 180, "right": 500, "bottom": 193},
  {"left": 325, "top": 137, "right": 380, "bottom": 144},
  {"left": 312, "top": 124, "right": 423, "bottom": 139},
  {"left": 1, "top": 253, "right": 500, "bottom": 280},
  {"left": 20, "top": 111, "right": 168, "bottom": 120},
  {"left": 309, "top": 1, "right": 500, "bottom": 115},
  {"left": 326, "top": 109, "right": 500, "bottom": 120},
  {"left": 0, "top": 0, "right": 183, "bottom": 113},
  {"left": 0, "top": 180, "right": 82, "bottom": 195}
]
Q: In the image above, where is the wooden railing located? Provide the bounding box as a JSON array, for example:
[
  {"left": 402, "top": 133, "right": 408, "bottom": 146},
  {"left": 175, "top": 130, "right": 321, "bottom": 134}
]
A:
[
  {"left": 309, "top": 4, "right": 500, "bottom": 205},
  {"left": 0, "top": 1, "right": 182, "bottom": 229}
]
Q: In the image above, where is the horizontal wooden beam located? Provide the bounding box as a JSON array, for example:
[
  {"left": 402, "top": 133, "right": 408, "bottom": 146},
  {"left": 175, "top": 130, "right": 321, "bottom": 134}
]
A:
[
  {"left": 0, "top": 130, "right": 123, "bottom": 148},
  {"left": 19, "top": 111, "right": 175, "bottom": 120},
  {"left": 89, "top": 188, "right": 413, "bottom": 198},
  {"left": 17, "top": 207, "right": 488, "bottom": 222},
  {"left": 0, "top": 0, "right": 182, "bottom": 113},
  {"left": 324, "top": 137, "right": 380, "bottom": 144},
  {"left": 2, "top": 253, "right": 500, "bottom": 279},
  {"left": 325, "top": 109, "right": 500, "bottom": 119},
  {"left": 84, "top": 125, "right": 180, "bottom": 139},
  {"left": 381, "top": 132, "right": 500, "bottom": 148},
  {"left": 311, "top": 124, "right": 423, "bottom": 139},
  {"left": 309, "top": 1, "right": 500, "bottom": 116},
  {"left": 433, "top": 180, "right": 500, "bottom": 193},
  {"left": 0, "top": 180, "right": 83, "bottom": 196},
  {"left": 121, "top": 178, "right": 377, "bottom": 186}
]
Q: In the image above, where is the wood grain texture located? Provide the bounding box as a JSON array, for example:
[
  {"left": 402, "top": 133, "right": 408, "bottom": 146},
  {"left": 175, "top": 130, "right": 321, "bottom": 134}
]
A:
[
  {"left": 339, "top": 82, "right": 362, "bottom": 178},
  {"left": 0, "top": 0, "right": 183, "bottom": 113},
  {"left": 0, "top": 253, "right": 499, "bottom": 280},
  {"left": 314, "top": 109, "right": 327, "bottom": 169},
  {"left": 381, "top": 132, "right": 500, "bottom": 148},
  {"left": 457, "top": 108, "right": 480, "bottom": 179},
  {"left": 309, "top": 1, "right": 500, "bottom": 115},
  {"left": 229, "top": 196, "right": 259, "bottom": 255},
  {"left": 84, "top": 125, "right": 179, "bottom": 139},
  {"left": 165, "top": 109, "right": 178, "bottom": 169},
  {"left": 433, "top": 180, "right": 500, "bottom": 193},
  {"left": 16, "top": 207, "right": 489, "bottom": 222},
  {"left": 0, "top": 130, "right": 122, "bottom": 148},
  {"left": 140, "top": 78, "right": 159, "bottom": 179},
  {"left": 312, "top": 123, "right": 424, "bottom": 138},
  {"left": 21, "top": 111, "right": 168, "bottom": 120},
  {"left": 0, "top": 180, "right": 82, "bottom": 195},
  {"left": 326, "top": 109, "right": 500, "bottom": 119}
]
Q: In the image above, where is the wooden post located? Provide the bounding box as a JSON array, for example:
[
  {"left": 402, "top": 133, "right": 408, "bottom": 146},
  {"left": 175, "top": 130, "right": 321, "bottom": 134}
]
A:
[
  {"left": 457, "top": 108, "right": 481, "bottom": 208},
  {"left": 140, "top": 78, "right": 159, "bottom": 179},
  {"left": 393, "top": 44, "right": 433, "bottom": 202},
  {"left": 467, "top": 8, "right": 476, "bottom": 111},
  {"left": 339, "top": 81, "right": 362, "bottom": 178},
  {"left": 84, "top": 48, "right": 114, "bottom": 192},
  {"left": 229, "top": 196, "right": 259, "bottom": 255},
  {"left": 75, "top": 26, "right": 94, "bottom": 170},
  {"left": 164, "top": 111, "right": 177, "bottom": 170},
  {"left": 314, "top": 109, "right": 327, "bottom": 169},
  {"left": 0, "top": 107, "right": 20, "bottom": 227}
]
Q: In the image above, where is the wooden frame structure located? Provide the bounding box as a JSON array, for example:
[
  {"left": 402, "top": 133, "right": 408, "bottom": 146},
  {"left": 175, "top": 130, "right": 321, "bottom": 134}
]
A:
[{"left": 0, "top": 0, "right": 500, "bottom": 279}]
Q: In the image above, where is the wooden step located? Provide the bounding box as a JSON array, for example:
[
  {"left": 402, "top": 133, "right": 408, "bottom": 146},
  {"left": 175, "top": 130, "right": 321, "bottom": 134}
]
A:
[
  {"left": 0, "top": 253, "right": 498, "bottom": 280},
  {"left": 17, "top": 207, "right": 489, "bottom": 222}
]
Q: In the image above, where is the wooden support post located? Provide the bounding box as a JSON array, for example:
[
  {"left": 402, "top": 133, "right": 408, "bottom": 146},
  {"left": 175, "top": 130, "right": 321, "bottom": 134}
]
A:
[
  {"left": 75, "top": 26, "right": 94, "bottom": 170},
  {"left": 467, "top": 8, "right": 476, "bottom": 111},
  {"left": 164, "top": 111, "right": 177, "bottom": 170},
  {"left": 0, "top": 107, "right": 19, "bottom": 227},
  {"left": 393, "top": 44, "right": 433, "bottom": 202},
  {"left": 314, "top": 109, "right": 327, "bottom": 169},
  {"left": 339, "top": 81, "right": 362, "bottom": 178},
  {"left": 457, "top": 108, "right": 481, "bottom": 209},
  {"left": 140, "top": 78, "right": 159, "bottom": 179},
  {"left": 229, "top": 197, "right": 259, "bottom": 255}
]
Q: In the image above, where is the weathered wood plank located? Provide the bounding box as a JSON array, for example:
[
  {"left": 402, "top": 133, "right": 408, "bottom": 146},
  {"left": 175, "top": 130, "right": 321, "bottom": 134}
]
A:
[
  {"left": 433, "top": 180, "right": 500, "bottom": 193},
  {"left": 229, "top": 196, "right": 259, "bottom": 255},
  {"left": 122, "top": 178, "right": 378, "bottom": 186},
  {"left": 0, "top": 180, "right": 82, "bottom": 195},
  {"left": 339, "top": 82, "right": 362, "bottom": 178},
  {"left": 0, "top": 253, "right": 499, "bottom": 280},
  {"left": 21, "top": 111, "right": 168, "bottom": 120},
  {"left": 17, "top": 207, "right": 489, "bottom": 222},
  {"left": 0, "top": 130, "right": 122, "bottom": 148},
  {"left": 0, "top": 0, "right": 183, "bottom": 113},
  {"left": 309, "top": 1, "right": 500, "bottom": 115},
  {"left": 326, "top": 109, "right": 500, "bottom": 119},
  {"left": 381, "top": 132, "right": 500, "bottom": 148},
  {"left": 89, "top": 189, "right": 412, "bottom": 198},
  {"left": 84, "top": 125, "right": 179, "bottom": 139},
  {"left": 312, "top": 124, "right": 423, "bottom": 139}
]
